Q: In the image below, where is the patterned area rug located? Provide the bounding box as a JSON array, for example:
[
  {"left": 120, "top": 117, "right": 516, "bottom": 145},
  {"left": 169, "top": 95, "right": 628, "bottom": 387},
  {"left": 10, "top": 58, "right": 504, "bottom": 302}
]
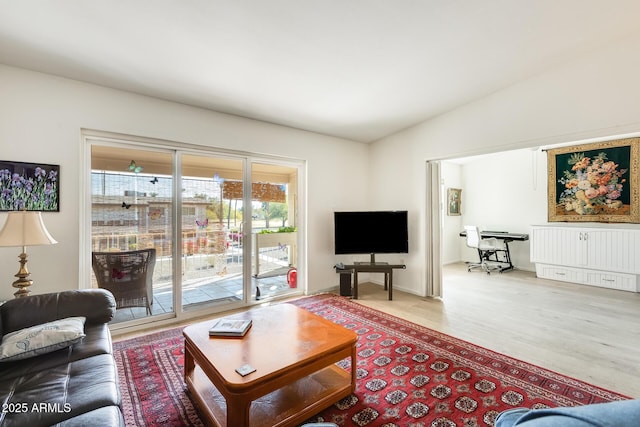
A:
[
  {"left": 114, "top": 328, "right": 204, "bottom": 426},
  {"left": 113, "top": 293, "right": 628, "bottom": 426}
]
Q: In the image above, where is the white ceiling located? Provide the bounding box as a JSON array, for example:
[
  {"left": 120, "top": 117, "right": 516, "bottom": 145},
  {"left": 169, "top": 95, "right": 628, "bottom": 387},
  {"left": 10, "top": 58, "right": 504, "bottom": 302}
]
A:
[{"left": 1, "top": 1, "right": 640, "bottom": 143}]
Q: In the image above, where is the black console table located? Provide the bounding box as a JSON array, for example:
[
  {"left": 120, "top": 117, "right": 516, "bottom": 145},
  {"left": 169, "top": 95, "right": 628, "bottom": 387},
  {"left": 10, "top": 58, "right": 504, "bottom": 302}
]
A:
[{"left": 335, "top": 262, "right": 406, "bottom": 300}]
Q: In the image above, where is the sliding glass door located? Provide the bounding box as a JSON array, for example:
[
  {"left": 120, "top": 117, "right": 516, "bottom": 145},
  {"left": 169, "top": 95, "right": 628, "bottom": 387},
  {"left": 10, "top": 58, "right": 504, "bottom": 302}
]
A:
[
  {"left": 88, "top": 134, "right": 304, "bottom": 326},
  {"left": 250, "top": 161, "right": 299, "bottom": 299},
  {"left": 180, "top": 154, "right": 245, "bottom": 311},
  {"left": 90, "top": 145, "right": 175, "bottom": 323}
]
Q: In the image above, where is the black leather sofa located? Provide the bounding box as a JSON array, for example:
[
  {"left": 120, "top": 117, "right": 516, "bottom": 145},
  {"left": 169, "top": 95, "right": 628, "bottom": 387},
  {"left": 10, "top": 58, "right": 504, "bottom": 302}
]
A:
[{"left": 0, "top": 289, "right": 124, "bottom": 426}]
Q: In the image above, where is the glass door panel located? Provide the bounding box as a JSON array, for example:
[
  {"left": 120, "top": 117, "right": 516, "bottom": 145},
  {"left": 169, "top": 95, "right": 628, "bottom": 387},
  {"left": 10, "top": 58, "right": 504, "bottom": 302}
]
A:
[
  {"left": 250, "top": 162, "right": 299, "bottom": 300},
  {"left": 90, "top": 145, "right": 174, "bottom": 323},
  {"left": 90, "top": 140, "right": 304, "bottom": 324},
  {"left": 181, "top": 154, "right": 244, "bottom": 311}
]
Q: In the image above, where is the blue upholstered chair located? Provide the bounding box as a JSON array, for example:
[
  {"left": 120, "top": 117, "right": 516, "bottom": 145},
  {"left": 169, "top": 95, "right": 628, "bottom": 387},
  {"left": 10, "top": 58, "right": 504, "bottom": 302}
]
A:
[{"left": 495, "top": 400, "right": 640, "bottom": 427}]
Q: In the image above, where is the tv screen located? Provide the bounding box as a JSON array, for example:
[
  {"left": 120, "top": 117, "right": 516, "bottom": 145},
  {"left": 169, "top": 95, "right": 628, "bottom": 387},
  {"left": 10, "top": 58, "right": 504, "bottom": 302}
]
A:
[{"left": 334, "top": 211, "right": 408, "bottom": 255}]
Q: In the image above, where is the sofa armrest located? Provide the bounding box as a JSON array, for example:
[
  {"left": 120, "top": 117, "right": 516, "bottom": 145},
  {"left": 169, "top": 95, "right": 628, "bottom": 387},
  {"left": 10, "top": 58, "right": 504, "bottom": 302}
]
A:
[{"left": 1, "top": 289, "right": 116, "bottom": 335}]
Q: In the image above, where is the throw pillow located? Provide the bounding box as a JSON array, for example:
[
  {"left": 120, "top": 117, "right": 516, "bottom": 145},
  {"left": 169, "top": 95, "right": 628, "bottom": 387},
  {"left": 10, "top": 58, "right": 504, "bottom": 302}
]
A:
[{"left": 0, "top": 317, "right": 86, "bottom": 362}]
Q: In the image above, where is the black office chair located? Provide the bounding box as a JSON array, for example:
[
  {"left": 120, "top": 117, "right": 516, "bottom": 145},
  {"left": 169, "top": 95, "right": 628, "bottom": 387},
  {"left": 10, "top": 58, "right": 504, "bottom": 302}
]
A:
[{"left": 464, "top": 226, "right": 508, "bottom": 274}]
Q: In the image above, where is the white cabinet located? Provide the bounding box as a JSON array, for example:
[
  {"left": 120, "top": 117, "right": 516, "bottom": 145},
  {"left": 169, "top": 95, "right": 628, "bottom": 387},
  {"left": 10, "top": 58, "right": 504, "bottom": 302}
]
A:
[
  {"left": 531, "top": 225, "right": 640, "bottom": 292},
  {"left": 583, "top": 270, "right": 637, "bottom": 292},
  {"left": 584, "top": 229, "right": 640, "bottom": 273}
]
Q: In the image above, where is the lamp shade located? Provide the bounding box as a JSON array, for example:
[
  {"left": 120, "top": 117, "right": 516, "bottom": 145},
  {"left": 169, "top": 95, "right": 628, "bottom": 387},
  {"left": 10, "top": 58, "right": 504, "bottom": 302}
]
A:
[{"left": 0, "top": 211, "right": 58, "bottom": 247}]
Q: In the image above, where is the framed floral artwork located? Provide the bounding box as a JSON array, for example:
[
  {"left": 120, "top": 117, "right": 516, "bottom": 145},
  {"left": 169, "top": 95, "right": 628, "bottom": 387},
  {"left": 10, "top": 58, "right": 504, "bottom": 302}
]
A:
[
  {"left": 547, "top": 137, "right": 639, "bottom": 223},
  {"left": 447, "top": 188, "right": 462, "bottom": 216},
  {"left": 0, "top": 160, "right": 60, "bottom": 211}
]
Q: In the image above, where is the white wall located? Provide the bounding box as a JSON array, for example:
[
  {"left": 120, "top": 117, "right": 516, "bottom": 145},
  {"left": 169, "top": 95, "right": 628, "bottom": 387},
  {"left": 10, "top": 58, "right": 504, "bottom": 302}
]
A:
[
  {"left": 371, "top": 31, "right": 640, "bottom": 296},
  {"left": 0, "top": 64, "right": 369, "bottom": 301}
]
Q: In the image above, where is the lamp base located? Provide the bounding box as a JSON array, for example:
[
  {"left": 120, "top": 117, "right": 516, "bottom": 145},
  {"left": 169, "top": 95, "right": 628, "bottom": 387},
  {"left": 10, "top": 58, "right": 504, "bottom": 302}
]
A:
[
  {"left": 12, "top": 251, "right": 32, "bottom": 298},
  {"left": 13, "top": 277, "right": 33, "bottom": 298}
]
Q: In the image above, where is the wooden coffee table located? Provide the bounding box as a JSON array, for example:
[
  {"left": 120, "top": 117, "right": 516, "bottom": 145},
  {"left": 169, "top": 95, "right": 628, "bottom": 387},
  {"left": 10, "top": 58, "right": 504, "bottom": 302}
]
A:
[{"left": 183, "top": 304, "right": 357, "bottom": 427}]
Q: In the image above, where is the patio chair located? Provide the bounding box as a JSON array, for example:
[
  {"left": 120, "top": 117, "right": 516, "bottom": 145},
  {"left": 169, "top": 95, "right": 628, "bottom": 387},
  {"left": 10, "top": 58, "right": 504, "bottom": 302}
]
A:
[{"left": 91, "top": 248, "right": 156, "bottom": 315}]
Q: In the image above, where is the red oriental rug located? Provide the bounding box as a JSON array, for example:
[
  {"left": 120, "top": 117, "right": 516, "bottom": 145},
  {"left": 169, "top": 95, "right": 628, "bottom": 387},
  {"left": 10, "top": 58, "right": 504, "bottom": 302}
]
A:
[{"left": 113, "top": 294, "right": 629, "bottom": 426}]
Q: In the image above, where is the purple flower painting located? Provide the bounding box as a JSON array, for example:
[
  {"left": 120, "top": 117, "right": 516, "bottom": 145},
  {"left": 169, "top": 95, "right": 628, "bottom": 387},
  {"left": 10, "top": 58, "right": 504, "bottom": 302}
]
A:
[{"left": 0, "top": 161, "right": 59, "bottom": 211}]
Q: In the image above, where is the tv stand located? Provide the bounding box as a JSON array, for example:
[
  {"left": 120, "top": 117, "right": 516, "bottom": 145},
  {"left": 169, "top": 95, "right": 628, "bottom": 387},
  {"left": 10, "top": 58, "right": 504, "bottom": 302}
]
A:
[
  {"left": 355, "top": 253, "right": 386, "bottom": 266},
  {"left": 354, "top": 261, "right": 388, "bottom": 266},
  {"left": 335, "top": 261, "right": 406, "bottom": 300}
]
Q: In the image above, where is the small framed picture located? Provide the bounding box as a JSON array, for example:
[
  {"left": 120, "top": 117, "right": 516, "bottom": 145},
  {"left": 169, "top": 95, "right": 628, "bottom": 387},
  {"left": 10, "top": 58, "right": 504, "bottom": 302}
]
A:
[
  {"left": 0, "top": 160, "right": 60, "bottom": 211},
  {"left": 447, "top": 188, "right": 461, "bottom": 216}
]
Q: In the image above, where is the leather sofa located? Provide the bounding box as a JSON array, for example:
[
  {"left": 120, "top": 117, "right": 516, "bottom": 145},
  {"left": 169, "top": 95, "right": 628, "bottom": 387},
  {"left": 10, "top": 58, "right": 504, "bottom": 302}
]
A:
[{"left": 0, "top": 289, "right": 124, "bottom": 426}]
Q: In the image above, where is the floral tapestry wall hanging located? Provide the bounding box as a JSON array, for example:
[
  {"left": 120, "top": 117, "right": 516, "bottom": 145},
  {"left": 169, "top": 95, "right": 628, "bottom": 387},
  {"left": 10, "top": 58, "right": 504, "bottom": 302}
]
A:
[
  {"left": 547, "top": 137, "right": 639, "bottom": 223},
  {"left": 0, "top": 160, "right": 60, "bottom": 211}
]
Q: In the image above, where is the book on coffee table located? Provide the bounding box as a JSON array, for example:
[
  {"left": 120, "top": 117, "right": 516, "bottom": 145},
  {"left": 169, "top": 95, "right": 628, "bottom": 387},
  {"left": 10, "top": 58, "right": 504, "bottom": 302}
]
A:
[{"left": 209, "top": 318, "right": 252, "bottom": 337}]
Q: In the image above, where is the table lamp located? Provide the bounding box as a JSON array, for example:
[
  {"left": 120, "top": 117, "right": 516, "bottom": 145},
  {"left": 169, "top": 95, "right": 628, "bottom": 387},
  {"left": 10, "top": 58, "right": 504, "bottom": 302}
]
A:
[{"left": 0, "top": 211, "right": 58, "bottom": 298}]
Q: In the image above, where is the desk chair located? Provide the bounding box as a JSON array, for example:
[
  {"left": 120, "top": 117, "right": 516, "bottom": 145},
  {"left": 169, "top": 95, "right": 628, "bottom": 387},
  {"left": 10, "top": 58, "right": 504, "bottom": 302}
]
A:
[{"left": 464, "top": 225, "right": 507, "bottom": 274}]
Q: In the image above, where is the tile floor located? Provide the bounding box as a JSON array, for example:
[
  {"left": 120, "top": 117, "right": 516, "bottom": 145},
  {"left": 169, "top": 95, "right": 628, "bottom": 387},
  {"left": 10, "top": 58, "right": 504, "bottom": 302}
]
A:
[
  {"left": 112, "top": 272, "right": 296, "bottom": 323},
  {"left": 110, "top": 244, "right": 297, "bottom": 323}
]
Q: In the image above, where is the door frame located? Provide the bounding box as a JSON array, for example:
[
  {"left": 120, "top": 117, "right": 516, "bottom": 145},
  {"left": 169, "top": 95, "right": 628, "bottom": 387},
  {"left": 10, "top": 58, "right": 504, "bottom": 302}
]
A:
[{"left": 81, "top": 129, "right": 306, "bottom": 331}]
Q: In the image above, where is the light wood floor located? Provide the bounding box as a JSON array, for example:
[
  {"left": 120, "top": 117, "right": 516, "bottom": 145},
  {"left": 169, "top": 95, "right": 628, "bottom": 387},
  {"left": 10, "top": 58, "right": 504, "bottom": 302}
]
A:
[
  {"left": 356, "top": 263, "right": 640, "bottom": 398},
  {"left": 114, "top": 262, "right": 640, "bottom": 398}
]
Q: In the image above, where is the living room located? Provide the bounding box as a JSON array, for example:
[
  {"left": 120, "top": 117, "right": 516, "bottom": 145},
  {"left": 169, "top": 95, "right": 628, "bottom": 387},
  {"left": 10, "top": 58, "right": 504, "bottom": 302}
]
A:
[
  {"left": 2, "top": 3, "right": 640, "bottom": 303},
  {"left": 2, "top": 2, "right": 640, "bottom": 426}
]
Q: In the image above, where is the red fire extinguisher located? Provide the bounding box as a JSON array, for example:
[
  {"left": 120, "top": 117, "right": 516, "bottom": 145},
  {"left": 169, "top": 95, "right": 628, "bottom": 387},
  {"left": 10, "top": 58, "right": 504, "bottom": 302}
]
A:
[{"left": 287, "top": 268, "right": 297, "bottom": 288}]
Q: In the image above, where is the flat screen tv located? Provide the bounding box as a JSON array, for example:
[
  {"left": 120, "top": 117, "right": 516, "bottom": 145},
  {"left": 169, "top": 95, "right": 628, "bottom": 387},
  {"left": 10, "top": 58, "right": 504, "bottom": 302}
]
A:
[{"left": 334, "top": 211, "right": 408, "bottom": 262}]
